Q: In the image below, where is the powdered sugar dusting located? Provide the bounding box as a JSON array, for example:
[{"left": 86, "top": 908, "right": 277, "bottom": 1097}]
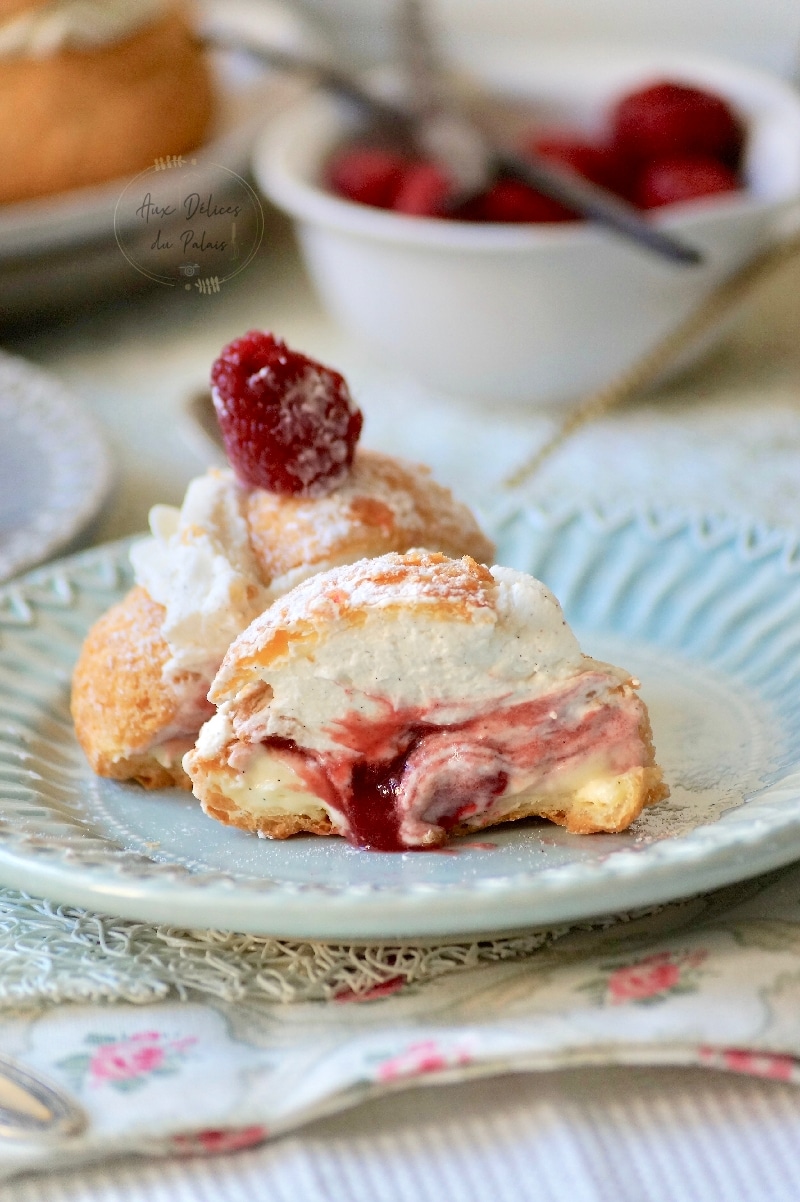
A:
[
  {"left": 247, "top": 448, "right": 495, "bottom": 595},
  {"left": 221, "top": 550, "right": 496, "bottom": 673},
  {"left": 211, "top": 331, "right": 362, "bottom": 496},
  {"left": 271, "top": 368, "right": 355, "bottom": 493}
]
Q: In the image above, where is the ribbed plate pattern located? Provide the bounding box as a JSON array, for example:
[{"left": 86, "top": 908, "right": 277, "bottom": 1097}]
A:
[{"left": 1, "top": 507, "right": 799, "bottom": 938}]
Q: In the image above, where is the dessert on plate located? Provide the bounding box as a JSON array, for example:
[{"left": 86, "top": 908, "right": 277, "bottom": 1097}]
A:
[
  {"left": 71, "top": 333, "right": 495, "bottom": 789},
  {"left": 185, "top": 550, "right": 667, "bottom": 850},
  {"left": 0, "top": 0, "right": 214, "bottom": 204}
]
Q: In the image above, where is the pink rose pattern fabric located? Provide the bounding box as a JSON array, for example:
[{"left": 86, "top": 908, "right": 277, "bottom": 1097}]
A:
[
  {"left": 6, "top": 867, "right": 800, "bottom": 1182},
  {"left": 374, "top": 1039, "right": 474, "bottom": 1083},
  {"left": 579, "top": 949, "right": 709, "bottom": 1006},
  {"left": 57, "top": 1030, "right": 197, "bottom": 1093}
]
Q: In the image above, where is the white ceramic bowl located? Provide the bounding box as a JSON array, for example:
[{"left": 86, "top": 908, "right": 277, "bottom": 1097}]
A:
[{"left": 255, "top": 47, "right": 800, "bottom": 406}]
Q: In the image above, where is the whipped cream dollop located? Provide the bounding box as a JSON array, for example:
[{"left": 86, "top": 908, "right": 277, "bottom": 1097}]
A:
[
  {"left": 130, "top": 469, "right": 269, "bottom": 687},
  {"left": 200, "top": 556, "right": 618, "bottom": 759},
  {"left": 0, "top": 0, "right": 170, "bottom": 57}
]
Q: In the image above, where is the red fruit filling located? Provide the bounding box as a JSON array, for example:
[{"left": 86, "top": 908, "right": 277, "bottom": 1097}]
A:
[
  {"left": 211, "top": 331, "right": 363, "bottom": 496},
  {"left": 260, "top": 674, "right": 649, "bottom": 850},
  {"left": 325, "top": 145, "right": 407, "bottom": 209},
  {"left": 611, "top": 80, "right": 744, "bottom": 167},
  {"left": 635, "top": 155, "right": 740, "bottom": 209}
]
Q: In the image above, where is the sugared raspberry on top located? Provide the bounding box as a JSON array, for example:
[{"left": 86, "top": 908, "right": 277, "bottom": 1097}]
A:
[
  {"left": 211, "top": 332, "right": 363, "bottom": 496},
  {"left": 612, "top": 80, "right": 744, "bottom": 167}
]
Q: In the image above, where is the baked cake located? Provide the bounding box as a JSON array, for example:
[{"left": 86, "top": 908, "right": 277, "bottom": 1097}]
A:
[{"left": 185, "top": 550, "right": 667, "bottom": 849}]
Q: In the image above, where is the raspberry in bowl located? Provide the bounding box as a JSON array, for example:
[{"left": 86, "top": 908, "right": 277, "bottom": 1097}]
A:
[
  {"left": 254, "top": 47, "right": 800, "bottom": 406},
  {"left": 323, "top": 79, "right": 747, "bottom": 221}
]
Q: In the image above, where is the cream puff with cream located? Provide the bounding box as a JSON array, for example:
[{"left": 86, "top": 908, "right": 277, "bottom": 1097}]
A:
[
  {"left": 71, "top": 332, "right": 495, "bottom": 790},
  {"left": 185, "top": 550, "right": 667, "bottom": 849},
  {"left": 0, "top": 0, "right": 214, "bottom": 203}
]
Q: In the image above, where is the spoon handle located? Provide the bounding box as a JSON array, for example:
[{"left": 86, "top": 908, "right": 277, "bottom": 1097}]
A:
[
  {"left": 392, "top": 1, "right": 701, "bottom": 265},
  {"left": 0, "top": 1055, "right": 85, "bottom": 1142},
  {"left": 205, "top": 27, "right": 702, "bottom": 265},
  {"left": 499, "top": 150, "right": 703, "bottom": 266},
  {"left": 394, "top": 0, "right": 444, "bottom": 118}
]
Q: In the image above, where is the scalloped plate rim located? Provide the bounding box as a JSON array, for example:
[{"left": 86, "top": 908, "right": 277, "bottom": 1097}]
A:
[{"left": 1, "top": 507, "right": 800, "bottom": 939}]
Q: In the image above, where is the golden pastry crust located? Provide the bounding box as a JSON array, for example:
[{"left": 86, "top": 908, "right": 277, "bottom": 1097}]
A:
[
  {"left": 0, "top": 1, "right": 41, "bottom": 19},
  {"left": 247, "top": 450, "right": 496, "bottom": 586},
  {"left": 199, "top": 780, "right": 336, "bottom": 840},
  {"left": 72, "top": 458, "right": 495, "bottom": 788},
  {"left": 71, "top": 586, "right": 191, "bottom": 789},
  {"left": 506, "top": 767, "right": 668, "bottom": 835},
  {"left": 0, "top": 6, "right": 213, "bottom": 204},
  {"left": 210, "top": 549, "right": 497, "bottom": 703}
]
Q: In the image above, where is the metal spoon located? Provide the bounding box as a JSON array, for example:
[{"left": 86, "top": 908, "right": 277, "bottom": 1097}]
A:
[
  {"left": 202, "top": 33, "right": 415, "bottom": 148},
  {"left": 0, "top": 1055, "right": 85, "bottom": 1143},
  {"left": 205, "top": 23, "right": 701, "bottom": 265},
  {"left": 392, "top": 0, "right": 702, "bottom": 265}
]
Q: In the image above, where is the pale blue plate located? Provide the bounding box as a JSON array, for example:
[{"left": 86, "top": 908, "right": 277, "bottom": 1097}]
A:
[{"left": 0, "top": 507, "right": 799, "bottom": 940}]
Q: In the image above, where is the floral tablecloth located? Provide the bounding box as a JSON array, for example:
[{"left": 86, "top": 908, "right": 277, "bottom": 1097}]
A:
[{"left": 4, "top": 861, "right": 800, "bottom": 1181}]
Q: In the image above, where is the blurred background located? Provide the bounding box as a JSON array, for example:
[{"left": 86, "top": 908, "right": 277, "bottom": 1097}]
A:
[
  {"left": 3, "top": 0, "right": 800, "bottom": 568},
  {"left": 288, "top": 0, "right": 800, "bottom": 78},
  {"left": 3, "top": 0, "right": 800, "bottom": 328}
]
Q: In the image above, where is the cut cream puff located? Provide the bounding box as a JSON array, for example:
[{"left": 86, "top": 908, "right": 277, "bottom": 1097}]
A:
[
  {"left": 71, "top": 456, "right": 495, "bottom": 789},
  {"left": 185, "top": 550, "right": 668, "bottom": 850}
]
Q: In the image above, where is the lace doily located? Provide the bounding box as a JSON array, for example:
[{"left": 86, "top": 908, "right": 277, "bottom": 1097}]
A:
[{"left": 0, "top": 889, "right": 586, "bottom": 1008}]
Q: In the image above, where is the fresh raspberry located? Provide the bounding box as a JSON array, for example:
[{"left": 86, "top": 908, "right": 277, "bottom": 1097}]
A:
[
  {"left": 527, "top": 132, "right": 636, "bottom": 199},
  {"left": 325, "top": 145, "right": 407, "bottom": 209},
  {"left": 478, "top": 177, "right": 577, "bottom": 223},
  {"left": 612, "top": 80, "right": 744, "bottom": 166},
  {"left": 635, "top": 155, "right": 740, "bottom": 208},
  {"left": 211, "top": 332, "right": 363, "bottom": 496},
  {"left": 392, "top": 161, "right": 453, "bottom": 216}
]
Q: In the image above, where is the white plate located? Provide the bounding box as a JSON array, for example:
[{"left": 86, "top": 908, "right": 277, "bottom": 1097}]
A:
[
  {"left": 0, "top": 2, "right": 307, "bottom": 318},
  {"left": 0, "top": 351, "right": 112, "bottom": 583},
  {"left": 1, "top": 507, "right": 800, "bottom": 940},
  {"left": 0, "top": 59, "right": 265, "bottom": 253}
]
